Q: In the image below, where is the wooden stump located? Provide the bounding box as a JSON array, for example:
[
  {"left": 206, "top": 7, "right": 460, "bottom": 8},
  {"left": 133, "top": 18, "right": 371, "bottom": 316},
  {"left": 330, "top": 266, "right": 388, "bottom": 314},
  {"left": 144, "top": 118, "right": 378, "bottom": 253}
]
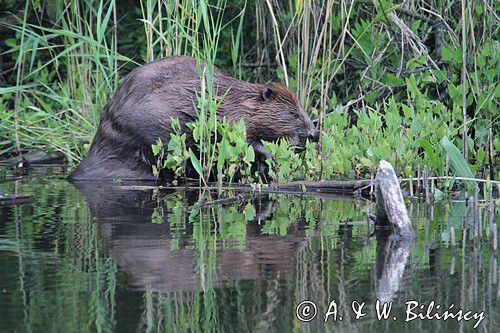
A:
[{"left": 375, "top": 160, "right": 415, "bottom": 239}]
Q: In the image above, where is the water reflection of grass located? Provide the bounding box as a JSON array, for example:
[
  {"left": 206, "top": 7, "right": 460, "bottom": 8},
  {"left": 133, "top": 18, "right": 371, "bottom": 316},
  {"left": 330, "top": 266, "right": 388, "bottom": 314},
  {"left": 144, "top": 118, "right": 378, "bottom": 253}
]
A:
[
  {"left": 0, "top": 180, "right": 117, "bottom": 332},
  {"left": 0, "top": 178, "right": 497, "bottom": 332}
]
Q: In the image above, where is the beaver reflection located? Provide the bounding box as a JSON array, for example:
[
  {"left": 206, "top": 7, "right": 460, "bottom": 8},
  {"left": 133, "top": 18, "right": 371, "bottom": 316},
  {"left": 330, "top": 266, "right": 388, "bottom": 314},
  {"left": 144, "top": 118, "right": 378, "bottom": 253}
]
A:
[{"left": 73, "top": 182, "right": 309, "bottom": 292}]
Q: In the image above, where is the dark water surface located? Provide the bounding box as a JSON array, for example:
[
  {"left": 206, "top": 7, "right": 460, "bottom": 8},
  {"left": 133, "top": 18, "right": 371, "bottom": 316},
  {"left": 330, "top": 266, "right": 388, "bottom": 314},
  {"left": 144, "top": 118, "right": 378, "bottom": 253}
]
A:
[{"left": 0, "top": 171, "right": 498, "bottom": 332}]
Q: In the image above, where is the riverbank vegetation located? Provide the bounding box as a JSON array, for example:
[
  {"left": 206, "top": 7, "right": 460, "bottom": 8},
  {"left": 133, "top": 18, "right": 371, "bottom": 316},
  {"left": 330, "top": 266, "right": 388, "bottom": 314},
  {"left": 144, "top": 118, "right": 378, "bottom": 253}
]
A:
[{"left": 0, "top": 0, "right": 497, "bottom": 184}]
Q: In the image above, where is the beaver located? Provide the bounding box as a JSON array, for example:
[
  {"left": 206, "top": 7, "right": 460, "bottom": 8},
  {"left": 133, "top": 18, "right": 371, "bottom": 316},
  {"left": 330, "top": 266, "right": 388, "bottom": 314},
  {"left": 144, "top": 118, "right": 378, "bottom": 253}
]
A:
[{"left": 70, "top": 56, "right": 319, "bottom": 181}]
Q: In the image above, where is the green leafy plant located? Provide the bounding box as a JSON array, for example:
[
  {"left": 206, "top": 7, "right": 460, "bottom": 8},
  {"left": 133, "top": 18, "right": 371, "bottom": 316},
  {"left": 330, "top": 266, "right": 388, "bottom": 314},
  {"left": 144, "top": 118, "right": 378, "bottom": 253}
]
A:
[
  {"left": 151, "top": 118, "right": 188, "bottom": 179},
  {"left": 152, "top": 117, "right": 256, "bottom": 184}
]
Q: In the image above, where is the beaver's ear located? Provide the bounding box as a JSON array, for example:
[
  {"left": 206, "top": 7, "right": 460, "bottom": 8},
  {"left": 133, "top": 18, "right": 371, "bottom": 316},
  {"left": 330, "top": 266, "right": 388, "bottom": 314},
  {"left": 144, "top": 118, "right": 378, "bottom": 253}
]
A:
[{"left": 260, "top": 88, "right": 275, "bottom": 101}]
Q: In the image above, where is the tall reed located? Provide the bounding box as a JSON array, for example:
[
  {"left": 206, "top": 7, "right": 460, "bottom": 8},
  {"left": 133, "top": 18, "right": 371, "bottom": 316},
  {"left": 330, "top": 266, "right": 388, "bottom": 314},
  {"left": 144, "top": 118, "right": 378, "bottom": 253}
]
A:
[{"left": 1, "top": 0, "right": 126, "bottom": 163}]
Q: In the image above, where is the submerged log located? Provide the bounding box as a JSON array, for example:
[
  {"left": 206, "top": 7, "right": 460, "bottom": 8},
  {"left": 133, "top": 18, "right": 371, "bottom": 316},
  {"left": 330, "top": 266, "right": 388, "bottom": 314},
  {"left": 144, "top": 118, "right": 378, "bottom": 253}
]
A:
[
  {"left": 273, "top": 180, "right": 372, "bottom": 194},
  {"left": 375, "top": 160, "right": 415, "bottom": 239},
  {"left": 1, "top": 150, "right": 63, "bottom": 165},
  {"left": 0, "top": 193, "right": 34, "bottom": 206},
  {"left": 0, "top": 177, "right": 23, "bottom": 183}
]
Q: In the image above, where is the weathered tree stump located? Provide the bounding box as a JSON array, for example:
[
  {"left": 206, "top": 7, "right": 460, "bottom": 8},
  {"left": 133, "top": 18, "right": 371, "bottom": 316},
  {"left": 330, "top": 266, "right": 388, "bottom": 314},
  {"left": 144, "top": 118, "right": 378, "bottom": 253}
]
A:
[{"left": 375, "top": 160, "right": 415, "bottom": 239}]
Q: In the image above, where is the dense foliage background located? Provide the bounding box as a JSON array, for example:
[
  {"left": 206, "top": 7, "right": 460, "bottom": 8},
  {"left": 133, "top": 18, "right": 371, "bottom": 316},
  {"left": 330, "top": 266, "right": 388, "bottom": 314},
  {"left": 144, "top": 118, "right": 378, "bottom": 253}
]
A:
[{"left": 0, "top": 0, "right": 498, "bottom": 181}]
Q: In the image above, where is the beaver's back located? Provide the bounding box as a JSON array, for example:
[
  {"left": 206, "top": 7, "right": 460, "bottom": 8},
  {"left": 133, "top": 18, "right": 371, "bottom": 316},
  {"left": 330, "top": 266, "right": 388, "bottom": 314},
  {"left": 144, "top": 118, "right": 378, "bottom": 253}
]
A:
[{"left": 70, "top": 56, "right": 317, "bottom": 181}]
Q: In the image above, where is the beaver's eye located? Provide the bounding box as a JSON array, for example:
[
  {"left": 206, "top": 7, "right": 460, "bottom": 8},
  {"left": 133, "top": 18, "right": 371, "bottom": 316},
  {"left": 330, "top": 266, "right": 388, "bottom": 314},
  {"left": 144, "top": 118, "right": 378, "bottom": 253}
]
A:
[{"left": 291, "top": 112, "right": 299, "bottom": 119}]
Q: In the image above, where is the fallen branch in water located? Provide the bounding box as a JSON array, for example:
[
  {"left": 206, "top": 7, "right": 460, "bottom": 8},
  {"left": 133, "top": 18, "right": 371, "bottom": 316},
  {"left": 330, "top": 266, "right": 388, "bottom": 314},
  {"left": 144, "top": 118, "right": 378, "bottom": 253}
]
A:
[
  {"left": 1, "top": 150, "right": 64, "bottom": 165},
  {"left": 0, "top": 177, "right": 23, "bottom": 183},
  {"left": 0, "top": 193, "right": 34, "bottom": 206},
  {"left": 110, "top": 174, "right": 497, "bottom": 200},
  {"left": 271, "top": 180, "right": 373, "bottom": 194},
  {"left": 114, "top": 181, "right": 373, "bottom": 195},
  {"left": 187, "top": 193, "right": 253, "bottom": 210}
]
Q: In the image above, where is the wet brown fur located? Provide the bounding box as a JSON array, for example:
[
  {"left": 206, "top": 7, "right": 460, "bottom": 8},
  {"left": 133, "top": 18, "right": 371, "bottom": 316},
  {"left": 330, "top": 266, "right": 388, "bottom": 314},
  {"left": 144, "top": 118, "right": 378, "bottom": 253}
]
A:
[{"left": 70, "top": 56, "right": 318, "bottom": 180}]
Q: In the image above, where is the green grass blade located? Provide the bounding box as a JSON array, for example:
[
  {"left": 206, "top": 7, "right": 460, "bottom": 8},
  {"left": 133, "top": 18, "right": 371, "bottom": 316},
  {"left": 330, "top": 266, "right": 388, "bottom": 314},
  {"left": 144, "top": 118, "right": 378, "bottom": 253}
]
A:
[{"left": 0, "top": 84, "right": 36, "bottom": 94}]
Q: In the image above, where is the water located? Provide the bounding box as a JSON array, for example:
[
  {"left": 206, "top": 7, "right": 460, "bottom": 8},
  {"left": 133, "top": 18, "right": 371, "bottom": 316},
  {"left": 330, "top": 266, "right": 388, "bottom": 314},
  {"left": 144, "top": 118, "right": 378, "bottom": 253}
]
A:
[{"left": 0, "top": 170, "right": 498, "bottom": 332}]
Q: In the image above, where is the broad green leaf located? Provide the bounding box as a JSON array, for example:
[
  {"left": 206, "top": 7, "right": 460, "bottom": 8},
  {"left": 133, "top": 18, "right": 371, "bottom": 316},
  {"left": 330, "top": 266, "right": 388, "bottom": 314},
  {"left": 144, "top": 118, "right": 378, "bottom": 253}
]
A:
[
  {"left": 416, "top": 139, "right": 436, "bottom": 166},
  {"left": 152, "top": 144, "right": 160, "bottom": 156},
  {"left": 188, "top": 148, "right": 203, "bottom": 178},
  {"left": 441, "top": 136, "right": 477, "bottom": 186},
  {"left": 246, "top": 146, "right": 255, "bottom": 163},
  {"left": 433, "top": 188, "right": 444, "bottom": 201},
  {"left": 477, "top": 147, "right": 485, "bottom": 164}
]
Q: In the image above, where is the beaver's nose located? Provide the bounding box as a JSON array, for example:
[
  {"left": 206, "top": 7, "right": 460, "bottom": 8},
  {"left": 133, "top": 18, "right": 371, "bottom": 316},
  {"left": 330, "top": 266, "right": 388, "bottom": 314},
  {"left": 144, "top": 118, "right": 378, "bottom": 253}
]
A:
[{"left": 308, "top": 130, "right": 320, "bottom": 143}]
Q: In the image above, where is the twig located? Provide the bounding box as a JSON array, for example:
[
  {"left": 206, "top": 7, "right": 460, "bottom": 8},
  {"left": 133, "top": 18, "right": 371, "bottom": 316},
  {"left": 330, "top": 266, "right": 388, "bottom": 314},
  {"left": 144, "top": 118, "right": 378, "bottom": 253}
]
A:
[
  {"left": 240, "top": 62, "right": 277, "bottom": 68},
  {"left": 355, "top": 0, "right": 433, "bottom": 23},
  {"left": 188, "top": 193, "right": 252, "bottom": 210},
  {"left": 0, "top": 177, "right": 23, "bottom": 183},
  {"left": 312, "top": 94, "right": 365, "bottom": 123},
  {"left": 264, "top": 0, "right": 288, "bottom": 86},
  {"left": 461, "top": 0, "right": 468, "bottom": 161},
  {"left": 13, "top": 0, "right": 30, "bottom": 157},
  {"left": 399, "top": 176, "right": 499, "bottom": 184},
  {"left": 337, "top": 220, "right": 374, "bottom": 225}
]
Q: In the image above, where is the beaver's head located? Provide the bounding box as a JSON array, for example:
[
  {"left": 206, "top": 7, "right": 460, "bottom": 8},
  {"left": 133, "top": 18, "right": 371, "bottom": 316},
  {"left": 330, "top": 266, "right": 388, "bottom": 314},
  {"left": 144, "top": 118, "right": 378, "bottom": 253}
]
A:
[{"left": 239, "top": 85, "right": 319, "bottom": 147}]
